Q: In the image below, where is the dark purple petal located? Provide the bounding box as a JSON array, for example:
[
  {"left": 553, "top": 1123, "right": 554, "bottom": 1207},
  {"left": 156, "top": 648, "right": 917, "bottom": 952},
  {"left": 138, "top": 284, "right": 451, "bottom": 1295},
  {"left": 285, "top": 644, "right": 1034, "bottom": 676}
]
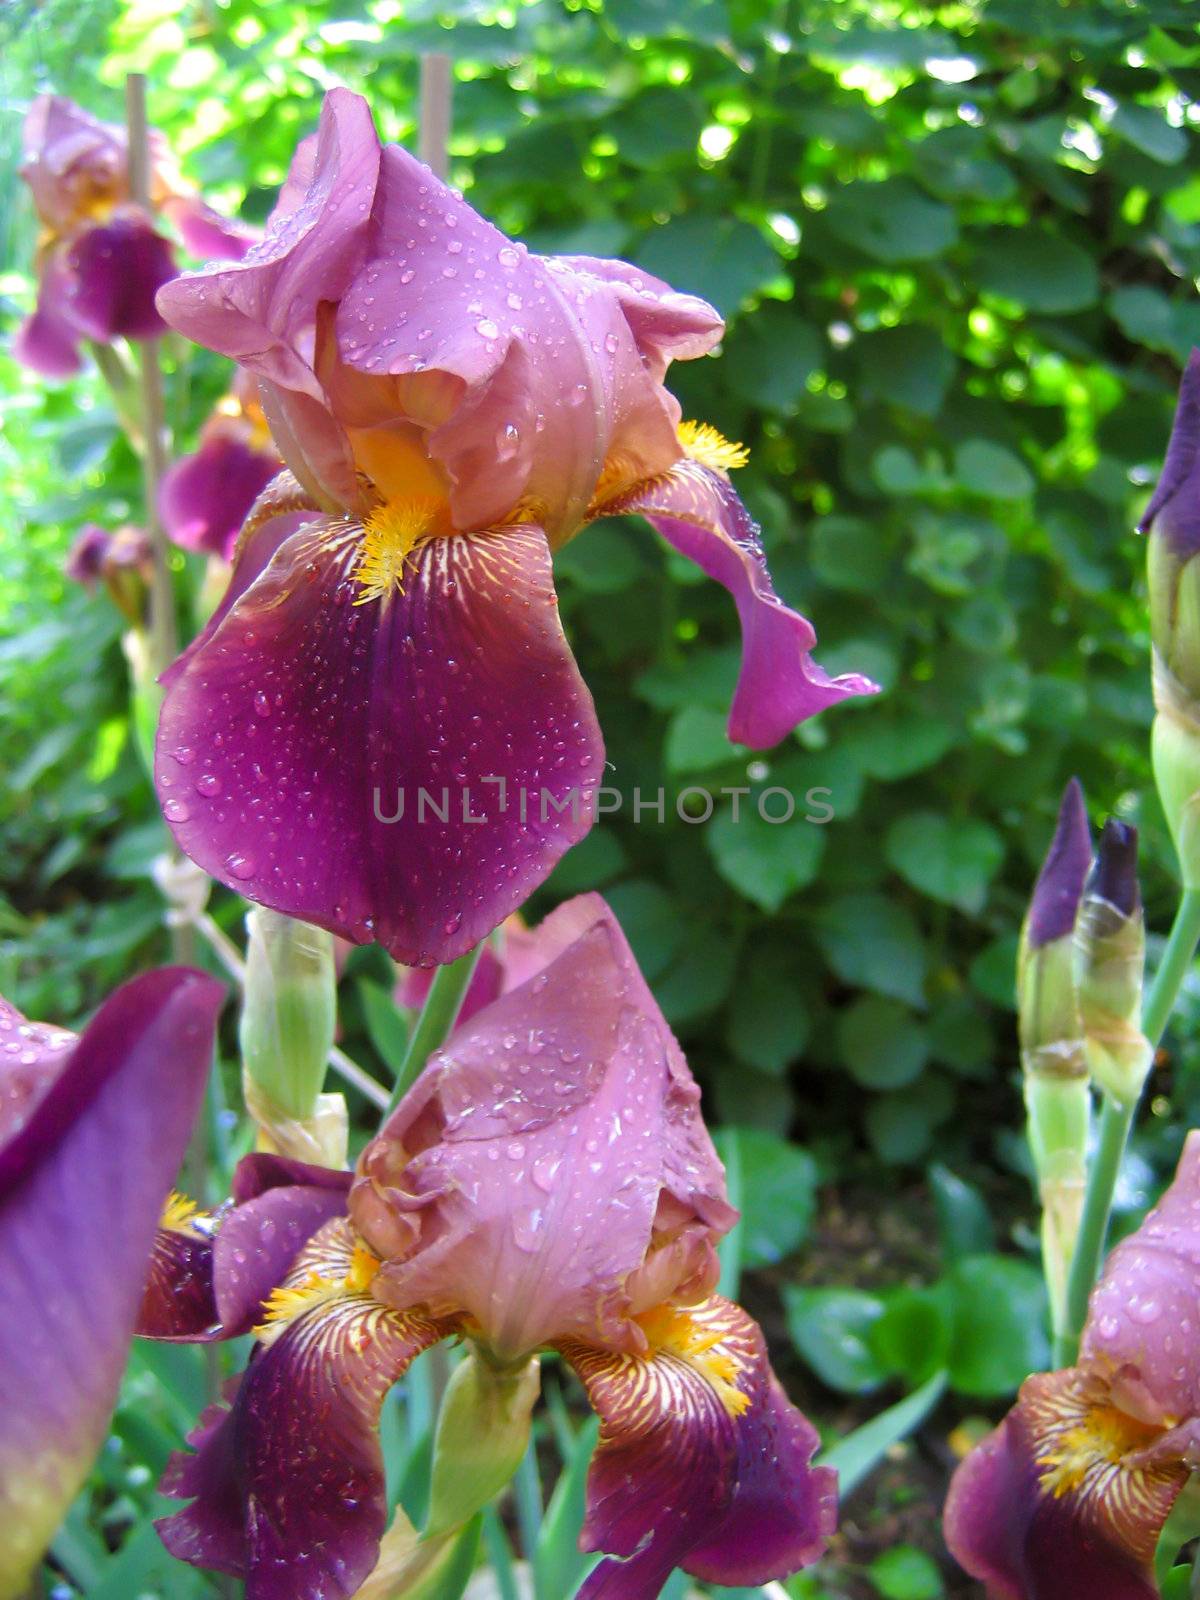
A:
[
  {"left": 944, "top": 1370, "right": 1183, "bottom": 1600},
  {"left": 64, "top": 524, "right": 114, "bottom": 588},
  {"left": 1088, "top": 819, "right": 1140, "bottom": 918},
  {"left": 159, "top": 434, "right": 281, "bottom": 559},
  {"left": 157, "top": 1220, "right": 446, "bottom": 1598},
  {"left": 1026, "top": 779, "right": 1092, "bottom": 949},
  {"left": 1140, "top": 349, "right": 1200, "bottom": 555},
  {"left": 600, "top": 461, "right": 878, "bottom": 746},
  {"left": 0, "top": 969, "right": 223, "bottom": 1591},
  {"left": 355, "top": 894, "right": 734, "bottom": 1360},
  {"left": 65, "top": 211, "right": 177, "bottom": 342},
  {"left": 213, "top": 1180, "right": 350, "bottom": 1336},
  {"left": 561, "top": 1296, "right": 836, "bottom": 1600},
  {"left": 139, "top": 1206, "right": 219, "bottom": 1341},
  {"left": 155, "top": 519, "right": 603, "bottom": 965}
]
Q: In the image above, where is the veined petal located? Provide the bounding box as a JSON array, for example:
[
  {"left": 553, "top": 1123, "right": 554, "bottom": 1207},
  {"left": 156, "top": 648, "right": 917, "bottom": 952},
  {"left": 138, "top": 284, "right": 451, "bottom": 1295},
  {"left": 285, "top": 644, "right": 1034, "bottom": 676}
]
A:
[
  {"left": 157, "top": 1219, "right": 448, "bottom": 1599},
  {"left": 139, "top": 1194, "right": 220, "bottom": 1340},
  {"left": 0, "top": 969, "right": 223, "bottom": 1600},
  {"left": 155, "top": 518, "right": 603, "bottom": 965},
  {"left": 559, "top": 1296, "right": 835, "bottom": 1600},
  {"left": 356, "top": 895, "right": 733, "bottom": 1360},
  {"left": 944, "top": 1369, "right": 1184, "bottom": 1600},
  {"left": 64, "top": 211, "right": 177, "bottom": 342},
  {"left": 159, "top": 434, "right": 281, "bottom": 559},
  {"left": 599, "top": 460, "right": 878, "bottom": 746}
]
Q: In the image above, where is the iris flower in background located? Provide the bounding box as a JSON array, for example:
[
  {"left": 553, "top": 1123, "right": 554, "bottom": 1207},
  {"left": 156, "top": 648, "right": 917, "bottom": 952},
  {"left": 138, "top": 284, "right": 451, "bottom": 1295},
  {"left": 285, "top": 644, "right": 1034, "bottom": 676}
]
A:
[
  {"left": 945, "top": 1131, "right": 1200, "bottom": 1599},
  {"left": 64, "top": 521, "right": 153, "bottom": 622},
  {"left": 159, "top": 371, "right": 282, "bottom": 560},
  {"left": 0, "top": 967, "right": 222, "bottom": 1600},
  {"left": 141, "top": 893, "right": 836, "bottom": 1600},
  {"left": 14, "top": 93, "right": 253, "bottom": 378},
  {"left": 154, "top": 87, "right": 877, "bottom": 966}
]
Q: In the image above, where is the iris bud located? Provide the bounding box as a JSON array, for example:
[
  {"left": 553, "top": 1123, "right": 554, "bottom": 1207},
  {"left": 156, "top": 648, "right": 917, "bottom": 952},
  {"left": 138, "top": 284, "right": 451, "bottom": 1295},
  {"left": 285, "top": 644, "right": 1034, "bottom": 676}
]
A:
[
  {"left": 1146, "top": 352, "right": 1200, "bottom": 886},
  {"left": 424, "top": 1351, "right": 541, "bottom": 1538},
  {"left": 239, "top": 907, "right": 345, "bottom": 1167},
  {"left": 1018, "top": 779, "right": 1092, "bottom": 1334},
  {"left": 1075, "top": 820, "right": 1151, "bottom": 1108}
]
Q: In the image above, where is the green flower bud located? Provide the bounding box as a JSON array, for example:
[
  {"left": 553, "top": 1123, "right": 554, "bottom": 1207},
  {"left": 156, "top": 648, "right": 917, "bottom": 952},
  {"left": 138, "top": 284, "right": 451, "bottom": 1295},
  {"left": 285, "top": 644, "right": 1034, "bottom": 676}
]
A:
[
  {"left": 1074, "top": 820, "right": 1152, "bottom": 1108},
  {"left": 424, "top": 1350, "right": 541, "bottom": 1539},
  {"left": 239, "top": 908, "right": 343, "bottom": 1166}
]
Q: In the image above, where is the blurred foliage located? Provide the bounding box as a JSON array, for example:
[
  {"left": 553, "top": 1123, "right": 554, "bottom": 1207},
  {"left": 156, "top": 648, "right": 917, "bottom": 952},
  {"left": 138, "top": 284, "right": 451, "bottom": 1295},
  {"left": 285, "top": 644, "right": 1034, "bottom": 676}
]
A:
[{"left": 3, "top": 0, "right": 1200, "bottom": 1589}]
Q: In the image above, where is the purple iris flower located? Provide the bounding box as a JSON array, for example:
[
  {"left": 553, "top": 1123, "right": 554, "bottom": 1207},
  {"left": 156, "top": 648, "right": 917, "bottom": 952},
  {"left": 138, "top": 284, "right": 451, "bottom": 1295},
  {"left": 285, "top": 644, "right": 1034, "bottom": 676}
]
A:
[
  {"left": 138, "top": 894, "right": 836, "bottom": 1600},
  {"left": 0, "top": 968, "right": 222, "bottom": 1597},
  {"left": 151, "top": 87, "right": 878, "bottom": 967},
  {"left": 945, "top": 1132, "right": 1200, "bottom": 1599},
  {"left": 159, "top": 373, "right": 282, "bottom": 560},
  {"left": 14, "top": 94, "right": 253, "bottom": 378}
]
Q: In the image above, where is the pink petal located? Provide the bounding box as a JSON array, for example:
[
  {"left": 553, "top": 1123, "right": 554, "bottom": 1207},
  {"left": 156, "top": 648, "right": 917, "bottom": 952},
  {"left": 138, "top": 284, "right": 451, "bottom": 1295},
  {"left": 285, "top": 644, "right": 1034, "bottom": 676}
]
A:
[
  {"left": 603, "top": 460, "right": 879, "bottom": 745},
  {"left": 159, "top": 432, "right": 281, "bottom": 559},
  {"left": 353, "top": 894, "right": 733, "bottom": 1359},
  {"left": 161, "top": 192, "right": 257, "bottom": 262},
  {"left": 155, "top": 519, "right": 603, "bottom": 965}
]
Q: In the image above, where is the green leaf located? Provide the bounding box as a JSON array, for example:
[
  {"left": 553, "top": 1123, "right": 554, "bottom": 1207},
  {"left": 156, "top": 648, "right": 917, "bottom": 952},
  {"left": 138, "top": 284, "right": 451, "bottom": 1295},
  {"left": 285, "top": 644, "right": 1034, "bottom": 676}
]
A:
[
  {"left": 826, "top": 179, "right": 958, "bottom": 262},
  {"left": 656, "top": 925, "right": 737, "bottom": 1026},
  {"left": 870, "top": 1284, "right": 954, "bottom": 1387},
  {"left": 1111, "top": 102, "right": 1187, "bottom": 165},
  {"left": 869, "top": 1545, "right": 945, "bottom": 1599},
  {"left": 816, "top": 893, "right": 927, "bottom": 1007},
  {"left": 845, "top": 714, "right": 955, "bottom": 782},
  {"left": 856, "top": 325, "right": 955, "bottom": 418},
  {"left": 837, "top": 996, "right": 929, "bottom": 1090},
  {"left": 928, "top": 1163, "right": 996, "bottom": 1263},
  {"left": 635, "top": 215, "right": 780, "bottom": 315},
  {"left": 717, "top": 1127, "right": 818, "bottom": 1268},
  {"left": 664, "top": 705, "right": 742, "bottom": 774},
  {"left": 975, "top": 228, "right": 1099, "bottom": 312},
  {"left": 555, "top": 519, "right": 645, "bottom": 593},
  {"left": 726, "top": 949, "right": 810, "bottom": 1073},
  {"left": 810, "top": 514, "right": 892, "bottom": 594},
  {"left": 605, "top": 880, "right": 685, "bottom": 979},
  {"left": 954, "top": 439, "right": 1034, "bottom": 501},
  {"left": 946, "top": 1255, "right": 1049, "bottom": 1397},
  {"left": 783, "top": 1286, "right": 887, "bottom": 1393},
  {"left": 864, "top": 1091, "right": 939, "bottom": 1164},
  {"left": 360, "top": 978, "right": 409, "bottom": 1067},
  {"left": 535, "top": 1417, "right": 601, "bottom": 1600},
  {"left": 723, "top": 304, "right": 823, "bottom": 411},
  {"left": 914, "top": 127, "right": 1016, "bottom": 201},
  {"left": 706, "top": 800, "right": 827, "bottom": 912},
  {"left": 815, "top": 1371, "right": 947, "bottom": 1496},
  {"left": 885, "top": 812, "right": 1005, "bottom": 914}
]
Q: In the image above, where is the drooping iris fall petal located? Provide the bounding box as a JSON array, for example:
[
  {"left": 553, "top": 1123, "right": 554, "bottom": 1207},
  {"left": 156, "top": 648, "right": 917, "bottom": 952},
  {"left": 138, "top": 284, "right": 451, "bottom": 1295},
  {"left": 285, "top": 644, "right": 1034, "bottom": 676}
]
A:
[
  {"left": 0, "top": 969, "right": 223, "bottom": 1600},
  {"left": 160, "top": 432, "right": 281, "bottom": 559},
  {"left": 63, "top": 210, "right": 177, "bottom": 341},
  {"left": 946, "top": 1132, "right": 1200, "bottom": 1599},
  {"left": 562, "top": 1296, "right": 836, "bottom": 1600},
  {"left": 599, "top": 459, "right": 878, "bottom": 746},
  {"left": 155, "top": 517, "right": 603, "bottom": 965},
  {"left": 157, "top": 1219, "right": 448, "bottom": 1600}
]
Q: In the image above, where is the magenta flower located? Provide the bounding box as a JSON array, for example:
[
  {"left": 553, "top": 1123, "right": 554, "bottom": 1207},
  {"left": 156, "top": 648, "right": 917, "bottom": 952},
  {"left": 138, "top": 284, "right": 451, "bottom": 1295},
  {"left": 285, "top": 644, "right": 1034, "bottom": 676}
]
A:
[
  {"left": 15, "top": 94, "right": 252, "bottom": 378},
  {"left": 140, "top": 894, "right": 836, "bottom": 1600},
  {"left": 0, "top": 967, "right": 222, "bottom": 1597},
  {"left": 945, "top": 1132, "right": 1200, "bottom": 1599},
  {"left": 159, "top": 374, "right": 282, "bottom": 559},
  {"left": 152, "top": 87, "right": 877, "bottom": 967}
]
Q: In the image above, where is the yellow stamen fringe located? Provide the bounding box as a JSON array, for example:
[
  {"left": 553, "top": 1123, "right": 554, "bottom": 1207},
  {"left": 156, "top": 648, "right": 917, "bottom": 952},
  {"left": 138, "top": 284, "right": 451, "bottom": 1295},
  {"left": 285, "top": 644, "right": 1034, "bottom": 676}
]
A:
[
  {"left": 352, "top": 498, "right": 441, "bottom": 605},
  {"left": 677, "top": 420, "right": 750, "bottom": 473},
  {"left": 636, "top": 1304, "right": 750, "bottom": 1419}
]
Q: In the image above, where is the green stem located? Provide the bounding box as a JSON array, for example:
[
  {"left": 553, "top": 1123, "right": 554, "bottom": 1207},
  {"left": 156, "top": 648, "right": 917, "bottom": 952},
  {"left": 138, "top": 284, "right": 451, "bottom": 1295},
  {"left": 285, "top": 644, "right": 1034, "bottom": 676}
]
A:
[
  {"left": 1056, "top": 886, "right": 1200, "bottom": 1365},
  {"left": 385, "top": 945, "right": 482, "bottom": 1115}
]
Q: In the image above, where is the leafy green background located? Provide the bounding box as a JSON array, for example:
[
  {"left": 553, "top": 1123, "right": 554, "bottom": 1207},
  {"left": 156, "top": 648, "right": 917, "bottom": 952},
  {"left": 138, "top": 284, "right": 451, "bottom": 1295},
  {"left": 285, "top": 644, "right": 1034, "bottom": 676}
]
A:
[{"left": 3, "top": 0, "right": 1200, "bottom": 1594}]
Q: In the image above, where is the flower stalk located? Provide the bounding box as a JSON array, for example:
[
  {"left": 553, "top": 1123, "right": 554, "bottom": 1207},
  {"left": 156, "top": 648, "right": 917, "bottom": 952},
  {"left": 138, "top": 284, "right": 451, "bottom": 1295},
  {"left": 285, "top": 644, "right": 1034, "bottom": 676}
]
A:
[{"left": 385, "top": 945, "right": 484, "bottom": 1115}]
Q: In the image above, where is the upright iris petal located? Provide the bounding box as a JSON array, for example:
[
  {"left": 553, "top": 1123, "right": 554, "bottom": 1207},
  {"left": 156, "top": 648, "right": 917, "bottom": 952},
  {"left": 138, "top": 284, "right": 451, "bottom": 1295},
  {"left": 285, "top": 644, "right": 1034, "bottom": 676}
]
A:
[
  {"left": 945, "top": 1132, "right": 1200, "bottom": 1599},
  {"left": 153, "top": 87, "right": 875, "bottom": 965},
  {"left": 142, "top": 894, "right": 834, "bottom": 1599},
  {"left": 0, "top": 968, "right": 223, "bottom": 1600}
]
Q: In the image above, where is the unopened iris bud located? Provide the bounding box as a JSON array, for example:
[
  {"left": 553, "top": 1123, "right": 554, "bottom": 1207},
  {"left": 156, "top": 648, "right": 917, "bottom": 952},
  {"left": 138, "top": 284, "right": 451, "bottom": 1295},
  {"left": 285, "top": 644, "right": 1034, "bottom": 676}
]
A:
[
  {"left": 1145, "top": 351, "right": 1200, "bottom": 886},
  {"left": 1074, "top": 820, "right": 1152, "bottom": 1108},
  {"left": 424, "top": 1350, "right": 541, "bottom": 1539},
  {"left": 239, "top": 907, "right": 345, "bottom": 1167},
  {"left": 1018, "top": 779, "right": 1092, "bottom": 1334}
]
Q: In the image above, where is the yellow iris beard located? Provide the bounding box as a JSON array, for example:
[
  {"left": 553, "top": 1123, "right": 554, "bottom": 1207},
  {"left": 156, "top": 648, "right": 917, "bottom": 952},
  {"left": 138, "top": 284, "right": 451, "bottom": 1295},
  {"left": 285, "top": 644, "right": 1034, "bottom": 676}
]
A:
[
  {"left": 636, "top": 1304, "right": 751, "bottom": 1419},
  {"left": 1036, "top": 1401, "right": 1162, "bottom": 1498},
  {"left": 676, "top": 419, "right": 750, "bottom": 473},
  {"left": 352, "top": 498, "right": 442, "bottom": 605},
  {"left": 255, "top": 1243, "right": 382, "bottom": 1338},
  {"left": 160, "top": 1190, "right": 201, "bottom": 1234}
]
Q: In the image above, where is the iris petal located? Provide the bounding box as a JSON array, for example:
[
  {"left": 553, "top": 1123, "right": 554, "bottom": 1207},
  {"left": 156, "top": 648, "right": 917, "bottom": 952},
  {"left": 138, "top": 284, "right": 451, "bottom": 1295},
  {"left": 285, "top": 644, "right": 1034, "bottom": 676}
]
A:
[
  {"left": 159, "top": 434, "right": 281, "bottom": 559},
  {"left": 559, "top": 1294, "right": 835, "bottom": 1600},
  {"left": 64, "top": 212, "right": 177, "bottom": 342},
  {"left": 0, "top": 969, "right": 223, "bottom": 1600},
  {"left": 157, "top": 1219, "right": 448, "bottom": 1600},
  {"left": 602, "top": 459, "right": 878, "bottom": 746},
  {"left": 944, "top": 1370, "right": 1185, "bottom": 1600},
  {"left": 155, "top": 517, "right": 603, "bottom": 965}
]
